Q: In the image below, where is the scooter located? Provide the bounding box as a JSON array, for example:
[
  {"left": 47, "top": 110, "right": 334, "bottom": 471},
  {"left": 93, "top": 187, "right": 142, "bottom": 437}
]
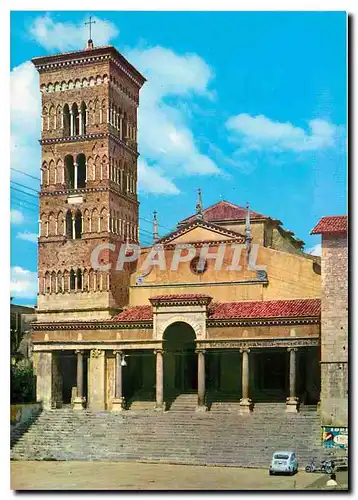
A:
[{"left": 305, "top": 457, "right": 334, "bottom": 474}]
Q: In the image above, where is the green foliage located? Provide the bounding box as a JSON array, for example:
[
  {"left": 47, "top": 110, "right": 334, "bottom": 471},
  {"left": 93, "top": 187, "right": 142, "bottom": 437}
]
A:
[{"left": 11, "top": 359, "right": 36, "bottom": 403}]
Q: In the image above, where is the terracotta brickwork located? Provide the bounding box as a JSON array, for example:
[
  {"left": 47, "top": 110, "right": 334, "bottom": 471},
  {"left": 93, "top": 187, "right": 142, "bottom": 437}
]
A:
[{"left": 33, "top": 45, "right": 145, "bottom": 320}]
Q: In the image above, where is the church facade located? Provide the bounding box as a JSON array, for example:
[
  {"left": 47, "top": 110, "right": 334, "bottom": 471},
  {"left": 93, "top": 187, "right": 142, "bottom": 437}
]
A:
[{"left": 31, "top": 41, "right": 323, "bottom": 415}]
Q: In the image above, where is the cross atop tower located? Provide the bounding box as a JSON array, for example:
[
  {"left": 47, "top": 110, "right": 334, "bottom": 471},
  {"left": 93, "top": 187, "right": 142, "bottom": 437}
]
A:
[{"left": 85, "top": 16, "right": 96, "bottom": 49}]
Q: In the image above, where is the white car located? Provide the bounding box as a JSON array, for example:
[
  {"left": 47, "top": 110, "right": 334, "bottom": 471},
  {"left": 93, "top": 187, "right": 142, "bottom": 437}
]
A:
[{"left": 269, "top": 451, "right": 298, "bottom": 475}]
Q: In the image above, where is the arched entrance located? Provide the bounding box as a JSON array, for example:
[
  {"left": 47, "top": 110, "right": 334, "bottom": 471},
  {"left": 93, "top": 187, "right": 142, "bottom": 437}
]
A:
[{"left": 163, "top": 322, "right": 197, "bottom": 397}]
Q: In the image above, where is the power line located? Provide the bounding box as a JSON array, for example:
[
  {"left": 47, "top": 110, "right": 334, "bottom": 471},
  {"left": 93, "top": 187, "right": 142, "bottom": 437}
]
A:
[
  {"left": 10, "top": 169, "right": 175, "bottom": 234},
  {"left": 10, "top": 186, "right": 39, "bottom": 199},
  {"left": 11, "top": 168, "right": 41, "bottom": 182},
  {"left": 11, "top": 180, "right": 39, "bottom": 194}
]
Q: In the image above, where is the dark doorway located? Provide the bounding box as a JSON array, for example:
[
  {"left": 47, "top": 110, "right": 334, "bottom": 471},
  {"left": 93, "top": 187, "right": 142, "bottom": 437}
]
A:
[
  {"left": 253, "top": 350, "right": 288, "bottom": 401},
  {"left": 59, "top": 353, "right": 77, "bottom": 404},
  {"left": 163, "top": 322, "right": 197, "bottom": 395},
  {"left": 58, "top": 352, "right": 88, "bottom": 405}
]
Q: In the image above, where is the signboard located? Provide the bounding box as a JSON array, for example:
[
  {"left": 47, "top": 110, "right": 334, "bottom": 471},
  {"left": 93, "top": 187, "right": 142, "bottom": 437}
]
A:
[{"left": 322, "top": 427, "right": 348, "bottom": 449}]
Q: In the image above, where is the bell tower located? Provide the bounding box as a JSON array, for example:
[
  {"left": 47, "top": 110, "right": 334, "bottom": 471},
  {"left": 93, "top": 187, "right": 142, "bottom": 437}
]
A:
[{"left": 32, "top": 41, "right": 146, "bottom": 321}]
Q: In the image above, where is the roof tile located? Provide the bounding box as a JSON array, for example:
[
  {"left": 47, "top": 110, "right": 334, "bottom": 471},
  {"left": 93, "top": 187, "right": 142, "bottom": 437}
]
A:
[{"left": 311, "top": 215, "right": 347, "bottom": 235}]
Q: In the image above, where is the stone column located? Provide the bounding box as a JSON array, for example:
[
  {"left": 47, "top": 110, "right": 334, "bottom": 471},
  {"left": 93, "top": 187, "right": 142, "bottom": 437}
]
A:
[
  {"left": 74, "top": 163, "right": 78, "bottom": 189},
  {"left": 73, "top": 350, "right": 85, "bottom": 410},
  {"left": 286, "top": 347, "right": 299, "bottom": 413},
  {"left": 196, "top": 349, "right": 207, "bottom": 411},
  {"left": 239, "top": 348, "right": 253, "bottom": 414},
  {"left": 112, "top": 351, "right": 125, "bottom": 411},
  {"left": 154, "top": 349, "right": 165, "bottom": 411},
  {"left": 70, "top": 111, "right": 74, "bottom": 136}
]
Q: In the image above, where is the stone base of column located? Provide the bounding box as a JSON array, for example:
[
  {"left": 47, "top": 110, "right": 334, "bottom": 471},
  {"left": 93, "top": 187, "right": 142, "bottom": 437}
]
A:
[
  {"left": 112, "top": 397, "right": 125, "bottom": 412},
  {"left": 195, "top": 404, "right": 208, "bottom": 413},
  {"left": 73, "top": 397, "right": 85, "bottom": 411},
  {"left": 285, "top": 397, "right": 299, "bottom": 413},
  {"left": 154, "top": 402, "right": 166, "bottom": 412},
  {"left": 239, "top": 398, "right": 253, "bottom": 414}
]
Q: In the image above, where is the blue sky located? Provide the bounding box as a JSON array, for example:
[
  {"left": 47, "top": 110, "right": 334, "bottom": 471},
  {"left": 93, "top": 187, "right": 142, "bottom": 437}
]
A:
[{"left": 10, "top": 11, "right": 347, "bottom": 305}]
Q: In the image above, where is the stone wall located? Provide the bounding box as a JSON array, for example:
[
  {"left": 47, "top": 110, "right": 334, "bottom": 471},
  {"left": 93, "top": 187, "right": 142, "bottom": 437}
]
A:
[{"left": 320, "top": 233, "right": 348, "bottom": 426}]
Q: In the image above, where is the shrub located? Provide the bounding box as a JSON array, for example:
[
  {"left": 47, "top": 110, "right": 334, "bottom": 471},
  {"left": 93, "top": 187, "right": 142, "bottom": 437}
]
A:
[{"left": 11, "top": 360, "right": 35, "bottom": 403}]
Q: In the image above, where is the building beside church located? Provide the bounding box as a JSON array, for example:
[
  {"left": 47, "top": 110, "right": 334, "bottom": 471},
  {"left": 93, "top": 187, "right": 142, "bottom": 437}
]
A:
[
  {"left": 311, "top": 216, "right": 348, "bottom": 429},
  {"left": 31, "top": 39, "right": 325, "bottom": 417}
]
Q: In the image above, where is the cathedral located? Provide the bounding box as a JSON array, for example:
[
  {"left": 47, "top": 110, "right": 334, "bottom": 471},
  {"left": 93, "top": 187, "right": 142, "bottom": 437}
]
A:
[{"left": 31, "top": 38, "right": 329, "bottom": 418}]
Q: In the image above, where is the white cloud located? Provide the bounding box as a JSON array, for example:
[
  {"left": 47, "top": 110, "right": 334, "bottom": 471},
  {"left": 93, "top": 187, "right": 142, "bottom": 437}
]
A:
[
  {"left": 226, "top": 114, "right": 338, "bottom": 153},
  {"left": 11, "top": 61, "right": 41, "bottom": 180},
  {"left": 138, "top": 159, "right": 180, "bottom": 195},
  {"left": 126, "top": 45, "right": 220, "bottom": 192},
  {"left": 11, "top": 209, "right": 25, "bottom": 225},
  {"left": 16, "top": 232, "right": 38, "bottom": 243},
  {"left": 306, "top": 243, "right": 322, "bottom": 256},
  {"left": 11, "top": 266, "right": 38, "bottom": 299},
  {"left": 15, "top": 19, "right": 218, "bottom": 198},
  {"left": 29, "top": 14, "right": 119, "bottom": 52}
]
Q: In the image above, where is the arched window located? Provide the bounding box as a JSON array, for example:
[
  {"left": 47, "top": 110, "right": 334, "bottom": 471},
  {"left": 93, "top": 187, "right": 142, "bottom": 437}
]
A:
[
  {"left": 74, "top": 210, "right": 82, "bottom": 239},
  {"left": 63, "top": 104, "right": 70, "bottom": 137},
  {"left": 64, "top": 155, "right": 74, "bottom": 189},
  {"left": 71, "top": 103, "right": 79, "bottom": 136},
  {"left": 123, "top": 112, "right": 128, "bottom": 140},
  {"left": 65, "top": 210, "right": 73, "bottom": 239},
  {"left": 76, "top": 269, "right": 82, "bottom": 291},
  {"left": 69, "top": 269, "right": 76, "bottom": 291},
  {"left": 80, "top": 101, "right": 87, "bottom": 135},
  {"left": 76, "top": 154, "right": 86, "bottom": 188}
]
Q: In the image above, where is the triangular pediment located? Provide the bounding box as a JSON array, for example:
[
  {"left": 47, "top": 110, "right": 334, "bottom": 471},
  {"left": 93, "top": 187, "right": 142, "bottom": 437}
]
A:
[{"left": 157, "top": 218, "right": 245, "bottom": 245}]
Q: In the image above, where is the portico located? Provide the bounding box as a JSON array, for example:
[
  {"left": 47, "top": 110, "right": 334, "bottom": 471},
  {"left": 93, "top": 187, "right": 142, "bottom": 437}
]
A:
[{"left": 32, "top": 295, "right": 320, "bottom": 413}]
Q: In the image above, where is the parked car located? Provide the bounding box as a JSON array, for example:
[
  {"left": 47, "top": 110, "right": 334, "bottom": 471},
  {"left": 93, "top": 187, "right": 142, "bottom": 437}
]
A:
[{"left": 269, "top": 451, "right": 298, "bottom": 475}]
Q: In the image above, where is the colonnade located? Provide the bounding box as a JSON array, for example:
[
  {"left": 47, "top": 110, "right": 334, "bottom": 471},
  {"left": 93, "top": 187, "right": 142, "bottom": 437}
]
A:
[{"left": 70, "top": 346, "right": 300, "bottom": 413}]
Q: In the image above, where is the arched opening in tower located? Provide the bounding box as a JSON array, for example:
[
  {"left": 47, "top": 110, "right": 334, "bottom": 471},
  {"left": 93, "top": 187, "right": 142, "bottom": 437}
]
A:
[
  {"left": 63, "top": 104, "right": 70, "bottom": 137},
  {"left": 69, "top": 269, "right": 76, "bottom": 290},
  {"left": 65, "top": 210, "right": 73, "bottom": 239},
  {"left": 74, "top": 210, "right": 82, "bottom": 239},
  {"left": 64, "top": 155, "right": 75, "bottom": 189},
  {"left": 76, "top": 269, "right": 82, "bottom": 291},
  {"left": 80, "top": 102, "right": 87, "bottom": 135},
  {"left": 76, "top": 154, "right": 86, "bottom": 188},
  {"left": 72, "top": 103, "right": 79, "bottom": 136}
]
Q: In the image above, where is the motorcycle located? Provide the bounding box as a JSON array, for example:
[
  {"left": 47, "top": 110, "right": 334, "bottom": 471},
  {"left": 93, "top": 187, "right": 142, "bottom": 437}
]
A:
[{"left": 305, "top": 457, "right": 334, "bottom": 474}]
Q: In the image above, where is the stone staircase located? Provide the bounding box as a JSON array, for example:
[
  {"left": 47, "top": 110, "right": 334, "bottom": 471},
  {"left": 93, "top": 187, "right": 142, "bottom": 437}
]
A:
[
  {"left": 167, "top": 392, "right": 198, "bottom": 411},
  {"left": 11, "top": 405, "right": 323, "bottom": 468}
]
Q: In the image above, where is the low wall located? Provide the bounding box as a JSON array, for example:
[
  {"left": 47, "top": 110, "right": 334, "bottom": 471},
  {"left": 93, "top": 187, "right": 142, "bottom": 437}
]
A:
[{"left": 10, "top": 403, "right": 42, "bottom": 430}]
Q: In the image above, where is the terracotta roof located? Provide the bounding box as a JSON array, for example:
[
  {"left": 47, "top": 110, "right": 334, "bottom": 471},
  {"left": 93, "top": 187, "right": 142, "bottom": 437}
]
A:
[
  {"left": 311, "top": 216, "right": 348, "bottom": 235},
  {"left": 112, "top": 306, "right": 152, "bottom": 322},
  {"left": 179, "top": 201, "right": 268, "bottom": 224},
  {"left": 208, "top": 298, "right": 321, "bottom": 320},
  {"left": 112, "top": 298, "right": 320, "bottom": 323}
]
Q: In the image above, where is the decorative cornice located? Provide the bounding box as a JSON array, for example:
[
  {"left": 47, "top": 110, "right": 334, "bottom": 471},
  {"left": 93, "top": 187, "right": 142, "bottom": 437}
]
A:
[
  {"left": 32, "top": 46, "right": 146, "bottom": 87},
  {"left": 40, "top": 132, "right": 106, "bottom": 145},
  {"left": 131, "top": 279, "right": 268, "bottom": 289},
  {"left": 32, "top": 320, "right": 153, "bottom": 331},
  {"left": 207, "top": 317, "right": 320, "bottom": 327},
  {"left": 197, "top": 337, "right": 320, "bottom": 349},
  {"left": 157, "top": 218, "right": 246, "bottom": 245},
  {"left": 32, "top": 315, "right": 319, "bottom": 332},
  {"left": 149, "top": 294, "right": 212, "bottom": 307},
  {"left": 163, "top": 239, "right": 245, "bottom": 249},
  {"left": 39, "top": 185, "right": 139, "bottom": 207},
  {"left": 39, "top": 132, "right": 139, "bottom": 157}
]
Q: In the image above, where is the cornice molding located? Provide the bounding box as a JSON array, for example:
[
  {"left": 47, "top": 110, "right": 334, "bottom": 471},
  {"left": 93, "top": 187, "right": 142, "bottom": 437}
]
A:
[
  {"left": 40, "top": 132, "right": 139, "bottom": 157},
  {"left": 32, "top": 315, "right": 319, "bottom": 331}
]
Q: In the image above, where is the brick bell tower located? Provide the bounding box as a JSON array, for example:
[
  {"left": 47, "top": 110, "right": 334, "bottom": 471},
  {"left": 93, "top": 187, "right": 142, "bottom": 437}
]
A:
[{"left": 32, "top": 39, "right": 146, "bottom": 322}]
